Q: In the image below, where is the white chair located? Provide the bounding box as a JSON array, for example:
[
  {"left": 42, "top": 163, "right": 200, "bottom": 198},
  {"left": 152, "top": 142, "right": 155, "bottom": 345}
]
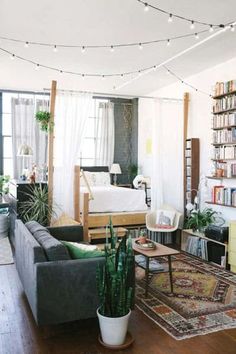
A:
[{"left": 146, "top": 204, "right": 183, "bottom": 245}]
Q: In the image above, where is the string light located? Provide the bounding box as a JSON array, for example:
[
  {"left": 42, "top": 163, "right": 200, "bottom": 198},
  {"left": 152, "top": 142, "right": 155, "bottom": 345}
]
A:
[
  {"left": 209, "top": 25, "right": 214, "bottom": 33},
  {"left": 190, "top": 21, "right": 195, "bottom": 30},
  {"left": 24, "top": 41, "right": 29, "bottom": 48},
  {"left": 0, "top": 27, "right": 226, "bottom": 52},
  {"left": 53, "top": 45, "right": 58, "bottom": 53},
  {"left": 139, "top": 43, "right": 143, "bottom": 50},
  {"left": 195, "top": 33, "right": 199, "bottom": 40},
  {"left": 137, "top": 0, "right": 229, "bottom": 29},
  {"left": 168, "top": 14, "right": 173, "bottom": 23},
  {"left": 59, "top": 70, "right": 63, "bottom": 75},
  {"left": 110, "top": 45, "right": 114, "bottom": 52},
  {"left": 164, "top": 66, "right": 212, "bottom": 97},
  {"left": 10, "top": 54, "right": 15, "bottom": 60},
  {"left": 35, "top": 63, "right": 40, "bottom": 70},
  {"left": 231, "top": 25, "right": 235, "bottom": 32},
  {"left": 167, "top": 39, "right": 170, "bottom": 46},
  {"left": 144, "top": 2, "right": 149, "bottom": 12}
]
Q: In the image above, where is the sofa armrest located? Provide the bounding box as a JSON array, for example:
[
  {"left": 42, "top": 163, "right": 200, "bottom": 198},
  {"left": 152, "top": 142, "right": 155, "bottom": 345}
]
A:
[
  {"left": 47, "top": 225, "right": 84, "bottom": 242},
  {"left": 35, "top": 257, "right": 105, "bottom": 325}
]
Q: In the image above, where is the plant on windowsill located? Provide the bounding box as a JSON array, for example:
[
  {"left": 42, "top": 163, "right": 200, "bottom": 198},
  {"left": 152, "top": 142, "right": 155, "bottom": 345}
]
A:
[
  {"left": 185, "top": 207, "right": 217, "bottom": 233},
  {"left": 35, "top": 111, "right": 53, "bottom": 133},
  {"left": 96, "top": 218, "right": 135, "bottom": 347},
  {"left": 20, "top": 184, "right": 55, "bottom": 226}
]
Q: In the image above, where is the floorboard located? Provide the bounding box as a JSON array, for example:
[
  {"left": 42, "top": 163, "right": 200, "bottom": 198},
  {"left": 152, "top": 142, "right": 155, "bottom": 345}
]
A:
[{"left": 0, "top": 264, "right": 236, "bottom": 354}]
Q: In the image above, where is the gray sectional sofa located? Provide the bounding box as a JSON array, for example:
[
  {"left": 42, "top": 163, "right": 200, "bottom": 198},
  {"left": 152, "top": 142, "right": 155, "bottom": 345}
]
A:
[{"left": 15, "top": 220, "right": 105, "bottom": 326}]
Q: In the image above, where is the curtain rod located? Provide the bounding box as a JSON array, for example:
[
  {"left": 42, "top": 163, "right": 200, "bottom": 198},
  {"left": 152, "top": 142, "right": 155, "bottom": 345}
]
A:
[
  {"left": 43, "top": 87, "right": 183, "bottom": 102},
  {"left": 0, "top": 88, "right": 50, "bottom": 95}
]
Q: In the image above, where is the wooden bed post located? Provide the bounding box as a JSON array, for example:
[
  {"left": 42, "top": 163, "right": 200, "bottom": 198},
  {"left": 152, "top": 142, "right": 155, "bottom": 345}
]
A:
[
  {"left": 74, "top": 165, "right": 81, "bottom": 222},
  {"left": 82, "top": 193, "right": 89, "bottom": 242},
  {"left": 183, "top": 92, "right": 190, "bottom": 214},
  {"left": 48, "top": 80, "right": 57, "bottom": 223}
]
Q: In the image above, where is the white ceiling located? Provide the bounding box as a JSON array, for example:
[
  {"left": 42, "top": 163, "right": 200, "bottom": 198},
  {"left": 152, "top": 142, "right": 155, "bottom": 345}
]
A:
[{"left": 0, "top": 0, "right": 236, "bottom": 95}]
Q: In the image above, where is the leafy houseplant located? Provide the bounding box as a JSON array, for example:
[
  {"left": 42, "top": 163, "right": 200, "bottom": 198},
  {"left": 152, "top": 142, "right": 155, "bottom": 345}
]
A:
[
  {"left": 0, "top": 175, "right": 10, "bottom": 195},
  {"left": 35, "top": 111, "right": 53, "bottom": 133},
  {"left": 185, "top": 208, "right": 217, "bottom": 232},
  {"left": 96, "top": 218, "right": 135, "bottom": 345},
  {"left": 20, "top": 184, "right": 54, "bottom": 226}
]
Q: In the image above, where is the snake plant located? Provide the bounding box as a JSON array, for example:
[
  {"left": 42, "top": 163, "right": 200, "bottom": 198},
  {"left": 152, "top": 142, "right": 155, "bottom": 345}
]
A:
[{"left": 96, "top": 218, "right": 135, "bottom": 318}]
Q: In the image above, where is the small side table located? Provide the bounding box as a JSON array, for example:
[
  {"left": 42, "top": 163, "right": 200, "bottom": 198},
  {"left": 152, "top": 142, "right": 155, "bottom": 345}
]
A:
[{"left": 133, "top": 239, "right": 179, "bottom": 297}]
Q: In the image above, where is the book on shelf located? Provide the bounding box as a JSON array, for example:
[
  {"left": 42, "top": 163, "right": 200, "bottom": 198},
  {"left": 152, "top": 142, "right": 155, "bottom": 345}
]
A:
[
  {"left": 212, "top": 112, "right": 236, "bottom": 128},
  {"left": 212, "top": 128, "right": 236, "bottom": 144},
  {"left": 213, "top": 145, "right": 236, "bottom": 159},
  {"left": 213, "top": 95, "right": 236, "bottom": 113},
  {"left": 214, "top": 80, "right": 236, "bottom": 96},
  {"left": 211, "top": 185, "right": 236, "bottom": 206}
]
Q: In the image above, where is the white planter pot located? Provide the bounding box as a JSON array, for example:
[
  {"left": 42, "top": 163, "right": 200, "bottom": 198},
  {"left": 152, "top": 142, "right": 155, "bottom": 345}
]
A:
[{"left": 97, "top": 308, "right": 131, "bottom": 346}]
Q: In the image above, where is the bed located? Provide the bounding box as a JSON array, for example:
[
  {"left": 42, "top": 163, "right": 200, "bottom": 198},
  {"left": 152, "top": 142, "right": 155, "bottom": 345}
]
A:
[{"left": 73, "top": 166, "right": 148, "bottom": 240}]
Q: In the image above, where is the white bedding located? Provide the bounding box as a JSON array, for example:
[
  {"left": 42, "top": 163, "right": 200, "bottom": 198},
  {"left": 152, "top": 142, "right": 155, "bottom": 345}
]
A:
[{"left": 80, "top": 185, "right": 147, "bottom": 213}]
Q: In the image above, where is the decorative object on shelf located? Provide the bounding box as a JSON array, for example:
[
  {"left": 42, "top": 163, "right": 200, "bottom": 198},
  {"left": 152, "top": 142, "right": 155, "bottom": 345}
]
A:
[
  {"left": 185, "top": 208, "right": 217, "bottom": 233},
  {"left": 96, "top": 218, "right": 134, "bottom": 347},
  {"left": 19, "top": 184, "right": 54, "bottom": 226},
  {"left": 17, "top": 143, "right": 33, "bottom": 180},
  {"left": 35, "top": 110, "right": 53, "bottom": 133},
  {"left": 135, "top": 238, "right": 156, "bottom": 250},
  {"left": 110, "top": 163, "right": 122, "bottom": 185}
]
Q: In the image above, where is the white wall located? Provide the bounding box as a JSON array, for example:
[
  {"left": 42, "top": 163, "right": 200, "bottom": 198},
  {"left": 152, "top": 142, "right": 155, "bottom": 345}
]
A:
[{"left": 138, "top": 55, "right": 236, "bottom": 222}]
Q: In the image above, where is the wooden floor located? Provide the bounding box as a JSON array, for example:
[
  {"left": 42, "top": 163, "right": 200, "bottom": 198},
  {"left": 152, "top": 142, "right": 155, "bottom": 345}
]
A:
[{"left": 1, "top": 264, "right": 236, "bottom": 354}]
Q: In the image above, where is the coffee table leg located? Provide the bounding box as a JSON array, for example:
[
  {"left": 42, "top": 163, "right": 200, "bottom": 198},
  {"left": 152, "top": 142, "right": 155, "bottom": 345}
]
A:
[
  {"left": 168, "top": 255, "right": 173, "bottom": 293},
  {"left": 145, "top": 257, "right": 149, "bottom": 298}
]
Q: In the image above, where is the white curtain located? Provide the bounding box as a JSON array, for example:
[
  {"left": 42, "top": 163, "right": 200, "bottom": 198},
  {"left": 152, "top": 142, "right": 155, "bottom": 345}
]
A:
[
  {"left": 95, "top": 101, "right": 114, "bottom": 167},
  {"left": 53, "top": 91, "right": 93, "bottom": 217},
  {"left": 151, "top": 99, "right": 183, "bottom": 212},
  {"left": 11, "top": 97, "right": 48, "bottom": 179}
]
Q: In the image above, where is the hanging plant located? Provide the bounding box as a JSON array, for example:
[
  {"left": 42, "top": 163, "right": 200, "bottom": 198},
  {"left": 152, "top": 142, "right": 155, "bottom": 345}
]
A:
[{"left": 35, "top": 111, "right": 54, "bottom": 133}]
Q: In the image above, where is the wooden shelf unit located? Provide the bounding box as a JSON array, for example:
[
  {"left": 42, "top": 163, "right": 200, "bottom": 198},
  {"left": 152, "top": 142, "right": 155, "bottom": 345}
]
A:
[
  {"left": 213, "top": 90, "right": 236, "bottom": 100},
  {"left": 184, "top": 138, "right": 199, "bottom": 213},
  {"left": 205, "top": 201, "right": 236, "bottom": 208}
]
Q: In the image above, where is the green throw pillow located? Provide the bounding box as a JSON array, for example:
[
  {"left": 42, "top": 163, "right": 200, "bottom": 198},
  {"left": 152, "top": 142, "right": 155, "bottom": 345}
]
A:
[{"left": 61, "top": 241, "right": 104, "bottom": 259}]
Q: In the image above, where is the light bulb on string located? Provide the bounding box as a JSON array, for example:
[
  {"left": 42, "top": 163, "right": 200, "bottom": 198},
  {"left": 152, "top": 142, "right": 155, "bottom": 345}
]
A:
[
  {"left": 167, "top": 39, "right": 170, "bottom": 46},
  {"left": 24, "top": 41, "right": 29, "bottom": 48},
  {"left": 144, "top": 3, "right": 149, "bottom": 12},
  {"left": 139, "top": 43, "right": 143, "bottom": 50},
  {"left": 81, "top": 46, "right": 86, "bottom": 53},
  {"left": 35, "top": 64, "right": 40, "bottom": 71},
  {"left": 10, "top": 54, "right": 15, "bottom": 60},
  {"left": 195, "top": 33, "right": 199, "bottom": 40},
  {"left": 153, "top": 65, "right": 157, "bottom": 71},
  {"left": 59, "top": 70, "right": 63, "bottom": 75},
  {"left": 53, "top": 45, "right": 58, "bottom": 53},
  {"left": 190, "top": 21, "right": 195, "bottom": 30},
  {"left": 168, "top": 14, "right": 173, "bottom": 23},
  {"left": 110, "top": 45, "right": 114, "bottom": 53},
  {"left": 209, "top": 25, "right": 214, "bottom": 33},
  {"left": 231, "top": 25, "right": 235, "bottom": 32},
  {"left": 82, "top": 74, "right": 85, "bottom": 80}
]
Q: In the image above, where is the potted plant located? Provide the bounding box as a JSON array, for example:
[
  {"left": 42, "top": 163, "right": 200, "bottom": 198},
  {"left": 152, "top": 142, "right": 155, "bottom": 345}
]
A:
[
  {"left": 35, "top": 111, "right": 53, "bottom": 133},
  {"left": 20, "top": 184, "right": 54, "bottom": 226},
  {"left": 138, "top": 229, "right": 147, "bottom": 244},
  {"left": 0, "top": 175, "right": 10, "bottom": 196},
  {"left": 185, "top": 207, "right": 217, "bottom": 232},
  {"left": 96, "top": 219, "right": 135, "bottom": 346}
]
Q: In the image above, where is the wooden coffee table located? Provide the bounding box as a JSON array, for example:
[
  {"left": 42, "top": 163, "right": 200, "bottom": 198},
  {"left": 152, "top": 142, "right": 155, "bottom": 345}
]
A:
[{"left": 133, "top": 239, "right": 180, "bottom": 297}]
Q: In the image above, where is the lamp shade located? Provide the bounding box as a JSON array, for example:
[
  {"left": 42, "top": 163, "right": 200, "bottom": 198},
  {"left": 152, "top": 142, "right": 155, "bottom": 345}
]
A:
[
  {"left": 110, "top": 163, "right": 122, "bottom": 174},
  {"left": 17, "top": 143, "right": 33, "bottom": 156}
]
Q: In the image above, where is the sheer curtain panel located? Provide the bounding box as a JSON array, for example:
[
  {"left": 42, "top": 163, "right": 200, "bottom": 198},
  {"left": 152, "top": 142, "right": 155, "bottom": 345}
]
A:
[
  {"left": 95, "top": 101, "right": 114, "bottom": 167},
  {"left": 53, "top": 91, "right": 93, "bottom": 217}
]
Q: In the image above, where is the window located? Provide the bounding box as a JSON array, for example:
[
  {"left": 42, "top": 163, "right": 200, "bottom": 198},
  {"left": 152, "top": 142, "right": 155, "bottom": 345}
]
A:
[
  {"left": 0, "top": 91, "right": 49, "bottom": 177},
  {"left": 79, "top": 98, "right": 108, "bottom": 166}
]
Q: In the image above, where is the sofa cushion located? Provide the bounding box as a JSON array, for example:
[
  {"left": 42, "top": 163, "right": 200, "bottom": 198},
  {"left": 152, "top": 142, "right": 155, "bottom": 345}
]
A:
[
  {"left": 25, "top": 221, "right": 70, "bottom": 261},
  {"left": 62, "top": 241, "right": 104, "bottom": 259}
]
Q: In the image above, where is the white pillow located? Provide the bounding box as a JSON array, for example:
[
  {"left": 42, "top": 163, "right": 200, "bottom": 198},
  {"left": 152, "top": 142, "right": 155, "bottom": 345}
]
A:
[
  {"left": 156, "top": 210, "right": 176, "bottom": 226},
  {"left": 80, "top": 171, "right": 95, "bottom": 187},
  {"left": 93, "top": 172, "right": 111, "bottom": 186}
]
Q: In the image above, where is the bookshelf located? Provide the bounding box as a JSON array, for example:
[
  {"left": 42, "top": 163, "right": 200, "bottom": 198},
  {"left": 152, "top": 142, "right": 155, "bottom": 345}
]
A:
[
  {"left": 184, "top": 138, "right": 199, "bottom": 213},
  {"left": 207, "top": 80, "right": 236, "bottom": 208}
]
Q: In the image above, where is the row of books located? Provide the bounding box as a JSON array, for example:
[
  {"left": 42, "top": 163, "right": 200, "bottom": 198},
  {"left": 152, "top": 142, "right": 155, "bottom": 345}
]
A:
[
  {"left": 212, "top": 185, "right": 236, "bottom": 206},
  {"left": 213, "top": 96, "right": 236, "bottom": 113},
  {"left": 212, "top": 128, "right": 236, "bottom": 144},
  {"left": 185, "top": 236, "right": 208, "bottom": 260},
  {"left": 212, "top": 113, "right": 236, "bottom": 129},
  {"left": 212, "top": 162, "right": 236, "bottom": 178},
  {"left": 214, "top": 80, "right": 236, "bottom": 96},
  {"left": 213, "top": 145, "right": 236, "bottom": 159}
]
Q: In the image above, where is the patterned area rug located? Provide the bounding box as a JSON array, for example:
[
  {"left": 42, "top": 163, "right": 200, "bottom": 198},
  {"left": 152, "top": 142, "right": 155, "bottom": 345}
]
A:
[
  {"left": 135, "top": 253, "right": 236, "bottom": 340},
  {"left": 0, "top": 238, "right": 14, "bottom": 265}
]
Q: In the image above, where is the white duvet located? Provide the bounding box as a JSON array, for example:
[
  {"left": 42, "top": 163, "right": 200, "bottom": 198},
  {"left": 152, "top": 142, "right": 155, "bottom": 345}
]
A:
[{"left": 80, "top": 185, "right": 147, "bottom": 213}]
